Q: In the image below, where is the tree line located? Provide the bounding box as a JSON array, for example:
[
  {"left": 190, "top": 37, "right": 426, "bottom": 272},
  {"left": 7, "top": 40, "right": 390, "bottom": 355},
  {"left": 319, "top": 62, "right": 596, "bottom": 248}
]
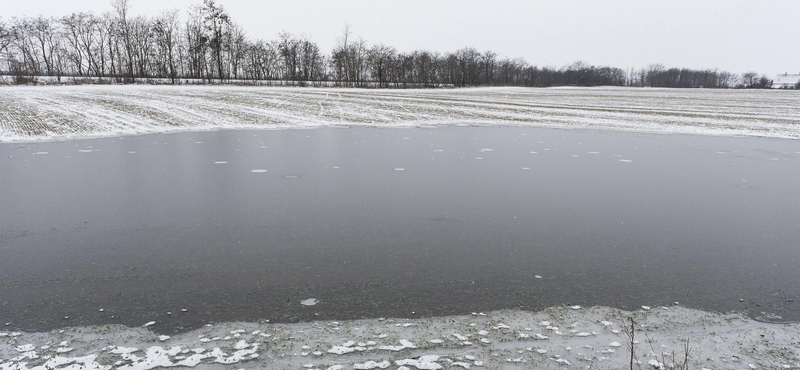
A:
[{"left": 0, "top": 0, "right": 774, "bottom": 88}]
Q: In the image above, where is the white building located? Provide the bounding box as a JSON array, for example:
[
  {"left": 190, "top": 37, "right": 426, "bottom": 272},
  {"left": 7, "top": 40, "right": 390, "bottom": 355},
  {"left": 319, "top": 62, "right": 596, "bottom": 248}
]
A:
[{"left": 772, "top": 73, "right": 800, "bottom": 89}]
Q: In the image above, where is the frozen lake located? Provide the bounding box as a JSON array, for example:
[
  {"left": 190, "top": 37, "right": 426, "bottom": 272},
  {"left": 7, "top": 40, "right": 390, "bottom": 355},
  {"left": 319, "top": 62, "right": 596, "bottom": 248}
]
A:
[{"left": 1, "top": 126, "right": 798, "bottom": 334}]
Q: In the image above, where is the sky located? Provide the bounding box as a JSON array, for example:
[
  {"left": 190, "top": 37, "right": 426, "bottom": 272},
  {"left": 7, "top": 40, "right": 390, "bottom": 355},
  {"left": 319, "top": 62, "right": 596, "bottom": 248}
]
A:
[{"left": 3, "top": 0, "right": 799, "bottom": 76}]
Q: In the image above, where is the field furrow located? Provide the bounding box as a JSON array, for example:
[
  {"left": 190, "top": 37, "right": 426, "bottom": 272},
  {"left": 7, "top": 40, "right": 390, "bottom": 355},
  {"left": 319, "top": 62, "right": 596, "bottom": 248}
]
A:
[{"left": 0, "top": 85, "right": 797, "bottom": 142}]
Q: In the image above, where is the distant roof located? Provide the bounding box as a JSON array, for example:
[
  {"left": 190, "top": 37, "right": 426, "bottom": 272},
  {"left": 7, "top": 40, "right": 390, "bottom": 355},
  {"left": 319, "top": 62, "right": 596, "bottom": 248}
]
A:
[{"left": 774, "top": 73, "right": 800, "bottom": 84}]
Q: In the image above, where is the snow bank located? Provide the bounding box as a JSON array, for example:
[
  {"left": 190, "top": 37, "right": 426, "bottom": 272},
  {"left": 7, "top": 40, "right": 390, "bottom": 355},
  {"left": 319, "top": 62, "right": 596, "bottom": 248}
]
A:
[{"left": 2, "top": 306, "right": 798, "bottom": 369}]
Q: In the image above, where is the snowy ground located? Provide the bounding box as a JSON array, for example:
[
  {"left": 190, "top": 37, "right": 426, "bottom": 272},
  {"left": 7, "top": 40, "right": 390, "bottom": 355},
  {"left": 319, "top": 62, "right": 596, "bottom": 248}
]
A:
[
  {"left": 1, "top": 86, "right": 798, "bottom": 142},
  {"left": 2, "top": 306, "right": 798, "bottom": 370}
]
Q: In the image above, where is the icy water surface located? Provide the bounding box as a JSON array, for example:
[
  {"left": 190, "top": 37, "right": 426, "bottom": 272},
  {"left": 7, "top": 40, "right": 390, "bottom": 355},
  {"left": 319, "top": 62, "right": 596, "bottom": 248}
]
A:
[{"left": 1, "top": 127, "right": 798, "bottom": 333}]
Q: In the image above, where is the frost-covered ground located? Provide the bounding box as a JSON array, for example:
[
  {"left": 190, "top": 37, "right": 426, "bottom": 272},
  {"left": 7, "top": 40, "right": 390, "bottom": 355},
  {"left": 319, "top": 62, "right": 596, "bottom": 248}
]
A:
[
  {"left": 2, "top": 306, "right": 798, "bottom": 370},
  {"left": 1, "top": 86, "right": 798, "bottom": 142}
]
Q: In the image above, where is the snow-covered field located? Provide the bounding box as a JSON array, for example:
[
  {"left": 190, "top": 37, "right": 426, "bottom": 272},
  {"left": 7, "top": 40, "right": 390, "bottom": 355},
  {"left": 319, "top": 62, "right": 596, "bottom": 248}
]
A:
[
  {"left": 2, "top": 306, "right": 798, "bottom": 370},
  {"left": 1, "top": 86, "right": 798, "bottom": 142}
]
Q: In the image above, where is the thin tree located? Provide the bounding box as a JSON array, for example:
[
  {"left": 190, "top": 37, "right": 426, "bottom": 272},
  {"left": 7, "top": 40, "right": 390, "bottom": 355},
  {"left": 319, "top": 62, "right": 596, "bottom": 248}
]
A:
[
  {"left": 200, "top": 0, "right": 229, "bottom": 81},
  {"left": 112, "top": 0, "right": 135, "bottom": 81},
  {"left": 152, "top": 9, "right": 180, "bottom": 83}
]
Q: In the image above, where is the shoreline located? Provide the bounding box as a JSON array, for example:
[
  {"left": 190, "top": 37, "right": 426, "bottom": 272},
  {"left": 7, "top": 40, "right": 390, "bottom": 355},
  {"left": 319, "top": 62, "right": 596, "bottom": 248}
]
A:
[
  {"left": 3, "top": 120, "right": 800, "bottom": 145},
  {"left": 2, "top": 306, "right": 798, "bottom": 369}
]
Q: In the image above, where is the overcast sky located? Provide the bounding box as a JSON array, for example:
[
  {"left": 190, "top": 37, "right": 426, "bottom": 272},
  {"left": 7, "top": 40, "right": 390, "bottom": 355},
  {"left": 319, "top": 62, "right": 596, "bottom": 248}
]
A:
[{"left": 4, "top": 0, "right": 798, "bottom": 76}]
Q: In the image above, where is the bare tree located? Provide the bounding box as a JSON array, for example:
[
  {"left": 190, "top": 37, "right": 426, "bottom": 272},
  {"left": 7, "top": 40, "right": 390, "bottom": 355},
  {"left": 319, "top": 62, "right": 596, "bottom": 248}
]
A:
[
  {"left": 243, "top": 39, "right": 277, "bottom": 80},
  {"left": 61, "top": 12, "right": 100, "bottom": 76},
  {"left": 480, "top": 51, "right": 497, "bottom": 85},
  {"left": 152, "top": 9, "right": 180, "bottom": 83},
  {"left": 367, "top": 44, "right": 395, "bottom": 87},
  {"left": 298, "top": 36, "right": 323, "bottom": 83},
  {"left": 29, "top": 16, "right": 59, "bottom": 76},
  {"left": 334, "top": 23, "right": 351, "bottom": 86},
  {"left": 200, "top": 0, "right": 229, "bottom": 80},
  {"left": 718, "top": 71, "right": 735, "bottom": 88},
  {"left": 741, "top": 71, "right": 758, "bottom": 88},
  {"left": 11, "top": 18, "right": 43, "bottom": 76},
  {"left": 330, "top": 24, "right": 367, "bottom": 86},
  {"left": 112, "top": 0, "right": 135, "bottom": 80},
  {"left": 128, "top": 16, "right": 153, "bottom": 78},
  {"left": 0, "top": 18, "right": 12, "bottom": 56},
  {"left": 225, "top": 22, "right": 246, "bottom": 79},
  {"left": 95, "top": 13, "right": 115, "bottom": 76},
  {"left": 184, "top": 5, "right": 207, "bottom": 80},
  {"left": 277, "top": 32, "right": 300, "bottom": 81}
]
